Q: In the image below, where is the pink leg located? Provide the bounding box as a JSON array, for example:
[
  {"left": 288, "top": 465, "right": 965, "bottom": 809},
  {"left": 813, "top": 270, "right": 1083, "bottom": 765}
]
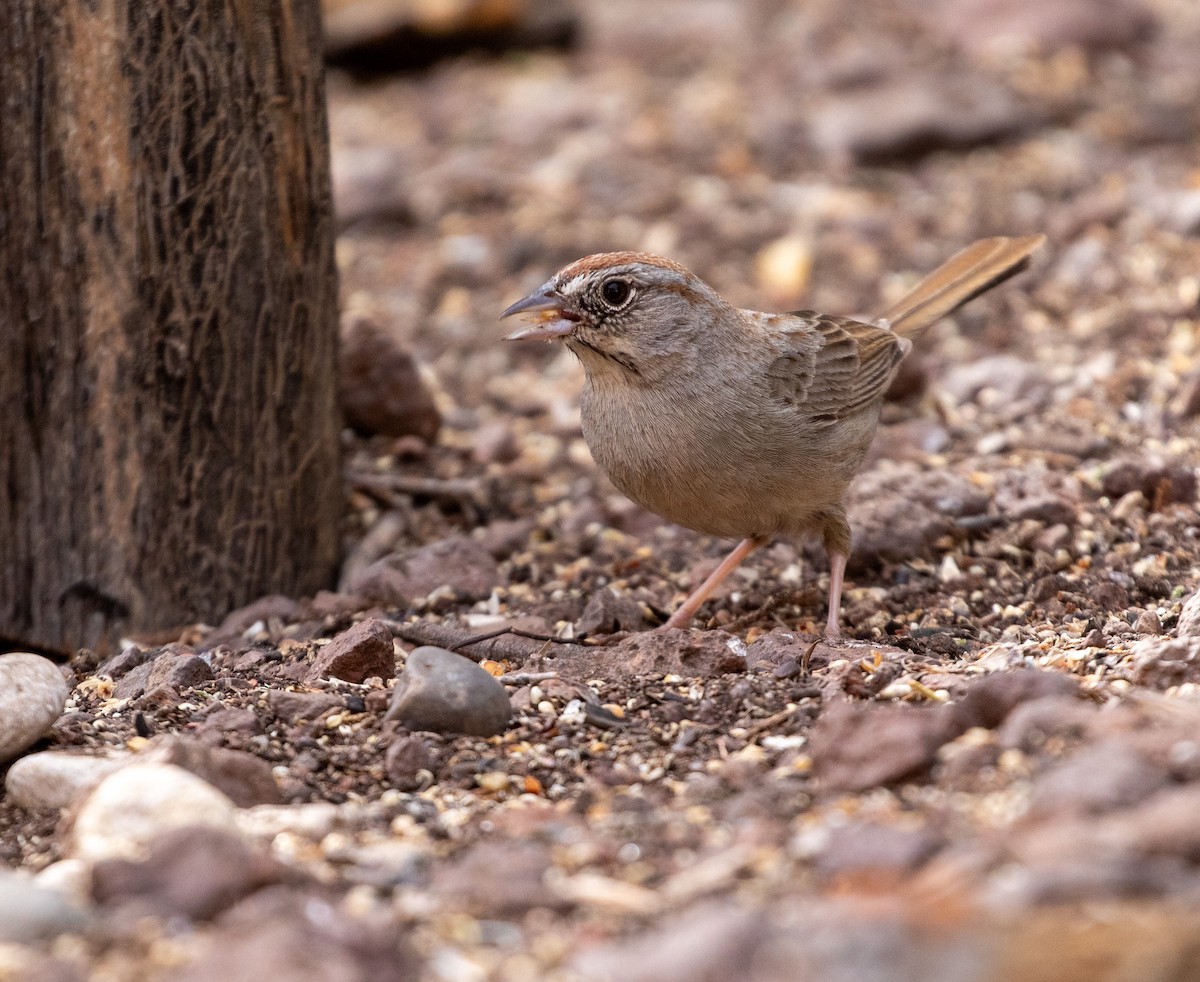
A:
[
  {"left": 824, "top": 550, "right": 847, "bottom": 639},
  {"left": 665, "top": 537, "right": 762, "bottom": 629}
]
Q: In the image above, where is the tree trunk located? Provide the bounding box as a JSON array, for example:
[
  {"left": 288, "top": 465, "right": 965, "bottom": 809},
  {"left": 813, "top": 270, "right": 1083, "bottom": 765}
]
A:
[{"left": 0, "top": 0, "right": 341, "bottom": 654}]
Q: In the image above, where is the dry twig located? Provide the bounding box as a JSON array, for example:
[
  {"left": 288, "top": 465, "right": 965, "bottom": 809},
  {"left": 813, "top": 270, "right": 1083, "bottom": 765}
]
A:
[
  {"left": 386, "top": 619, "right": 595, "bottom": 663},
  {"left": 348, "top": 469, "right": 487, "bottom": 505}
]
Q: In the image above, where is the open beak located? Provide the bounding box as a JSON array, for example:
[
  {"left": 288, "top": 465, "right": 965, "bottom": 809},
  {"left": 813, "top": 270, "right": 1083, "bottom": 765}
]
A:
[{"left": 500, "top": 284, "right": 580, "bottom": 341}]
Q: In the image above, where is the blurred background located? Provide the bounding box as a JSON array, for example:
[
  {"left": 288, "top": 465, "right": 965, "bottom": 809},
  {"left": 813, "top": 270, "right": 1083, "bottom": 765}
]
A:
[
  {"left": 328, "top": 0, "right": 1199, "bottom": 586},
  {"left": 3, "top": 6, "right": 1199, "bottom": 979}
]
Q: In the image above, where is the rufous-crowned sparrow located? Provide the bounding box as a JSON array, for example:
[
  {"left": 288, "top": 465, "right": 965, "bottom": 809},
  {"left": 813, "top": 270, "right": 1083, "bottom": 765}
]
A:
[{"left": 501, "top": 235, "right": 1045, "bottom": 637}]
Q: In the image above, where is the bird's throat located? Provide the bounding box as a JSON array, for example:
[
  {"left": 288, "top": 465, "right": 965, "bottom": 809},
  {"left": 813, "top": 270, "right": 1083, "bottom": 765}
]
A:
[{"left": 568, "top": 337, "right": 642, "bottom": 377}]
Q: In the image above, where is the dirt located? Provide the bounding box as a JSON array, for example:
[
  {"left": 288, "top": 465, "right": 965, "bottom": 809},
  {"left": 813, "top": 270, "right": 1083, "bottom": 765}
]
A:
[{"left": 3, "top": 0, "right": 1200, "bottom": 978}]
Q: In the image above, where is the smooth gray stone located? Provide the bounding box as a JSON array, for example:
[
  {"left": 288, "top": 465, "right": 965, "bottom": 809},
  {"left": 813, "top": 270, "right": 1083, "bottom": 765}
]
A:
[
  {"left": 0, "top": 653, "right": 69, "bottom": 763},
  {"left": 0, "top": 870, "right": 88, "bottom": 943},
  {"left": 5, "top": 750, "right": 131, "bottom": 811},
  {"left": 385, "top": 646, "right": 511, "bottom": 737}
]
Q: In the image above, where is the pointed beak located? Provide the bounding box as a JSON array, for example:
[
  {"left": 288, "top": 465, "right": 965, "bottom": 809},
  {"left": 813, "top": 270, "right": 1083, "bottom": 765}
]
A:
[{"left": 500, "top": 283, "right": 579, "bottom": 341}]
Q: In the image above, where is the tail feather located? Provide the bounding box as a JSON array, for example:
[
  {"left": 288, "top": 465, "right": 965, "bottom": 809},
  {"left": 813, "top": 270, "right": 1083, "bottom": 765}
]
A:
[{"left": 875, "top": 234, "right": 1046, "bottom": 338}]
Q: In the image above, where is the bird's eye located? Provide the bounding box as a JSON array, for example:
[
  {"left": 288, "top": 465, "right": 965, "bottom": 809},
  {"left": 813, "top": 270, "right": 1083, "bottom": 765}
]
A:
[{"left": 600, "top": 278, "right": 631, "bottom": 308}]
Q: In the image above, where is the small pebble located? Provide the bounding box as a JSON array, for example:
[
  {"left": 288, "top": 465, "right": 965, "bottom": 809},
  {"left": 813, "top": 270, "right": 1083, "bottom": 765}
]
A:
[
  {"left": 1134, "top": 609, "right": 1162, "bottom": 635},
  {"left": 307, "top": 618, "right": 396, "bottom": 683},
  {"left": 1178, "top": 591, "right": 1200, "bottom": 638},
  {"left": 385, "top": 735, "right": 433, "bottom": 791},
  {"left": 236, "top": 802, "right": 341, "bottom": 842},
  {"left": 1130, "top": 636, "right": 1200, "bottom": 690},
  {"left": 754, "top": 234, "right": 812, "bottom": 304},
  {"left": 476, "top": 772, "right": 510, "bottom": 793}
]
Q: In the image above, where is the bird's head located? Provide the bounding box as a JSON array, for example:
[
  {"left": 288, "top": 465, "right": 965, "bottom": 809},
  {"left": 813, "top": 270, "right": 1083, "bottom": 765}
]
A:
[{"left": 500, "top": 252, "right": 730, "bottom": 381}]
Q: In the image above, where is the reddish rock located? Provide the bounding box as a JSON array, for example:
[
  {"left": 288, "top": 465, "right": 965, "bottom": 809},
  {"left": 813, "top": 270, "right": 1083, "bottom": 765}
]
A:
[
  {"left": 1012, "top": 784, "right": 1200, "bottom": 902},
  {"left": 1177, "top": 591, "right": 1200, "bottom": 638},
  {"left": 114, "top": 650, "right": 214, "bottom": 700},
  {"left": 1130, "top": 636, "right": 1200, "bottom": 689},
  {"left": 98, "top": 646, "right": 152, "bottom": 680},
  {"left": 305, "top": 590, "right": 369, "bottom": 620},
  {"left": 815, "top": 822, "right": 943, "bottom": 881},
  {"left": 1029, "top": 740, "right": 1169, "bottom": 817},
  {"left": 194, "top": 707, "right": 263, "bottom": 743},
  {"left": 744, "top": 630, "right": 845, "bottom": 676},
  {"left": 174, "top": 886, "right": 419, "bottom": 982},
  {"left": 1123, "top": 786, "right": 1200, "bottom": 861},
  {"left": 1175, "top": 372, "right": 1200, "bottom": 421},
  {"left": 471, "top": 420, "right": 520, "bottom": 465},
  {"left": 571, "top": 629, "right": 747, "bottom": 681},
  {"left": 810, "top": 74, "right": 1035, "bottom": 164},
  {"left": 432, "top": 840, "right": 567, "bottom": 917},
  {"left": 385, "top": 735, "right": 434, "bottom": 791},
  {"left": 200, "top": 706, "right": 262, "bottom": 732},
  {"left": 577, "top": 587, "right": 648, "bottom": 636},
  {"left": 847, "top": 467, "right": 990, "bottom": 570},
  {"left": 572, "top": 902, "right": 775, "bottom": 982},
  {"left": 266, "top": 689, "right": 343, "bottom": 723},
  {"left": 939, "top": 354, "right": 1051, "bottom": 409},
  {"left": 340, "top": 313, "right": 440, "bottom": 442},
  {"left": 1003, "top": 816, "right": 1181, "bottom": 903},
  {"left": 475, "top": 518, "right": 537, "bottom": 559},
  {"left": 307, "top": 619, "right": 396, "bottom": 684},
  {"left": 344, "top": 536, "right": 500, "bottom": 605},
  {"left": 1135, "top": 609, "right": 1163, "bottom": 635},
  {"left": 364, "top": 689, "right": 391, "bottom": 715},
  {"left": 996, "top": 695, "right": 1100, "bottom": 750},
  {"left": 1102, "top": 456, "right": 1196, "bottom": 508},
  {"left": 146, "top": 736, "right": 281, "bottom": 807},
  {"left": 920, "top": 0, "right": 1158, "bottom": 57},
  {"left": 91, "top": 825, "right": 284, "bottom": 920},
  {"left": 1011, "top": 495, "right": 1076, "bottom": 526},
  {"left": 201, "top": 595, "right": 301, "bottom": 650},
  {"left": 156, "top": 654, "right": 213, "bottom": 691},
  {"left": 810, "top": 701, "right": 964, "bottom": 793},
  {"left": 952, "top": 669, "right": 1080, "bottom": 730}
]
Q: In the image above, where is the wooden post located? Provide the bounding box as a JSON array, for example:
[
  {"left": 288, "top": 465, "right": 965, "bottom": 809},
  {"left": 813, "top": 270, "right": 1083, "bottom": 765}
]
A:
[{"left": 0, "top": 0, "right": 342, "bottom": 653}]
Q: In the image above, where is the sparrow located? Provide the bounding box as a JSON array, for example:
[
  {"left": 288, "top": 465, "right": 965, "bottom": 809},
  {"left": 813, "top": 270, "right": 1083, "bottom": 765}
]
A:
[{"left": 501, "top": 235, "right": 1045, "bottom": 636}]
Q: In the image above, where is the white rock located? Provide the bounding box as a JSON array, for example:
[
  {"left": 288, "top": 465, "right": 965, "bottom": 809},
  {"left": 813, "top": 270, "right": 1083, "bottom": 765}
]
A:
[
  {"left": 34, "top": 859, "right": 91, "bottom": 906},
  {"left": 71, "top": 762, "right": 240, "bottom": 863},
  {"left": 5, "top": 750, "right": 131, "bottom": 811},
  {"left": 1130, "top": 635, "right": 1200, "bottom": 686},
  {"left": 0, "top": 946, "right": 40, "bottom": 978},
  {"left": 237, "top": 801, "right": 340, "bottom": 842},
  {"left": 0, "top": 653, "right": 69, "bottom": 763},
  {"left": 0, "top": 869, "right": 87, "bottom": 943},
  {"left": 1178, "top": 590, "right": 1200, "bottom": 638},
  {"left": 754, "top": 234, "right": 812, "bottom": 304}
]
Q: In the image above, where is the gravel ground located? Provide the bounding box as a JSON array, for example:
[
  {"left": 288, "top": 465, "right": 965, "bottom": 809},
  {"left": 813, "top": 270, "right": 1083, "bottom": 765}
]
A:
[{"left": 3, "top": 0, "right": 1200, "bottom": 979}]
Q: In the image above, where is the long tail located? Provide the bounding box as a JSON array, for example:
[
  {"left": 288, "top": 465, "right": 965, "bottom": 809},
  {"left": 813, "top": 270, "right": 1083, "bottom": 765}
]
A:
[{"left": 875, "top": 234, "right": 1046, "bottom": 338}]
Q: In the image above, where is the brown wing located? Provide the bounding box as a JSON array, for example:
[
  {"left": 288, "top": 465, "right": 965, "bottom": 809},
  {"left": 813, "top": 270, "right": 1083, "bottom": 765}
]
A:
[{"left": 764, "top": 311, "right": 911, "bottom": 423}]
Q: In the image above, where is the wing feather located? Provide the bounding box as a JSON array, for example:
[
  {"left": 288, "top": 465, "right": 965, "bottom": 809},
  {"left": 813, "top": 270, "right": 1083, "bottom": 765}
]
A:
[{"left": 764, "top": 312, "right": 910, "bottom": 423}]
